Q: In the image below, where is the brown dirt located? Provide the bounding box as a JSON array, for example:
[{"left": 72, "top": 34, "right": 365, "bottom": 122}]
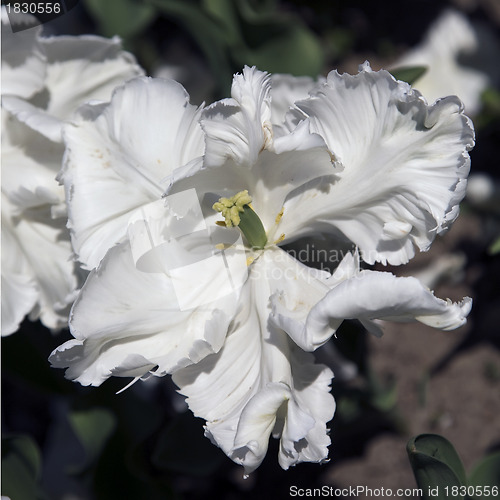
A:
[{"left": 326, "top": 214, "right": 500, "bottom": 496}]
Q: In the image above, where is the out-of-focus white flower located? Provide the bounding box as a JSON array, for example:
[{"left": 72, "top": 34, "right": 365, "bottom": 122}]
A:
[
  {"left": 1, "top": 9, "right": 143, "bottom": 335},
  {"left": 51, "top": 64, "right": 473, "bottom": 473},
  {"left": 410, "top": 253, "right": 467, "bottom": 290},
  {"left": 467, "top": 172, "right": 496, "bottom": 205},
  {"left": 394, "top": 9, "right": 489, "bottom": 115}
]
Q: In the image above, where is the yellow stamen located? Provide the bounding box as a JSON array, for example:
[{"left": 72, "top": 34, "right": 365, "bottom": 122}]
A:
[
  {"left": 212, "top": 190, "right": 252, "bottom": 228},
  {"left": 274, "top": 233, "right": 285, "bottom": 244},
  {"left": 275, "top": 207, "right": 284, "bottom": 224}
]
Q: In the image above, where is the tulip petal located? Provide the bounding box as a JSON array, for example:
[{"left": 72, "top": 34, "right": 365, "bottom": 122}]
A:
[
  {"left": 1, "top": 9, "right": 46, "bottom": 99},
  {"left": 281, "top": 63, "right": 474, "bottom": 265},
  {"left": 274, "top": 256, "right": 471, "bottom": 351},
  {"left": 49, "top": 233, "right": 239, "bottom": 386},
  {"left": 2, "top": 35, "right": 143, "bottom": 143},
  {"left": 173, "top": 249, "right": 334, "bottom": 473},
  {"left": 1, "top": 195, "right": 79, "bottom": 334},
  {"left": 61, "top": 77, "right": 205, "bottom": 269}
]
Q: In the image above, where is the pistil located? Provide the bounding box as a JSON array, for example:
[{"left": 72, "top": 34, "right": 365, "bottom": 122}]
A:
[{"left": 213, "top": 190, "right": 268, "bottom": 249}]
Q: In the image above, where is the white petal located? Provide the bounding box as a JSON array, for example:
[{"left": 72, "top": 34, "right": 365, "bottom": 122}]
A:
[
  {"left": 41, "top": 35, "right": 143, "bottom": 120},
  {"left": 394, "top": 9, "right": 489, "bottom": 115},
  {"left": 281, "top": 63, "right": 474, "bottom": 265},
  {"left": 271, "top": 250, "right": 358, "bottom": 351},
  {"left": 270, "top": 73, "right": 324, "bottom": 125},
  {"left": 278, "top": 358, "right": 335, "bottom": 470},
  {"left": 232, "top": 383, "right": 299, "bottom": 469},
  {"left": 2, "top": 35, "right": 144, "bottom": 143},
  {"left": 277, "top": 265, "right": 472, "bottom": 351},
  {"left": 173, "top": 250, "right": 335, "bottom": 473},
  {"left": 202, "top": 66, "right": 272, "bottom": 168},
  {"left": 1, "top": 195, "right": 79, "bottom": 332},
  {"left": 1, "top": 9, "right": 46, "bottom": 99},
  {"left": 1, "top": 215, "right": 38, "bottom": 335},
  {"left": 49, "top": 232, "right": 239, "bottom": 386},
  {"left": 61, "top": 76, "right": 205, "bottom": 269},
  {"left": 1, "top": 110, "right": 64, "bottom": 210},
  {"left": 252, "top": 144, "right": 336, "bottom": 238},
  {"left": 2, "top": 96, "right": 63, "bottom": 144}
]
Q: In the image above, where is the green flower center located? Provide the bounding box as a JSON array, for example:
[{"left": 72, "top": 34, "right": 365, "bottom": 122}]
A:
[{"left": 213, "top": 190, "right": 268, "bottom": 249}]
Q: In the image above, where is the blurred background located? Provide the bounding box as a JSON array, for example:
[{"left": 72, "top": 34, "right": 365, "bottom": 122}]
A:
[{"left": 2, "top": 0, "right": 500, "bottom": 498}]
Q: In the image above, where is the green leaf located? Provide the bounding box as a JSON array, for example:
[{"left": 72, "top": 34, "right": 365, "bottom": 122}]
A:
[
  {"left": 390, "top": 66, "right": 427, "bottom": 85},
  {"left": 488, "top": 236, "right": 500, "bottom": 255},
  {"left": 481, "top": 88, "right": 500, "bottom": 112},
  {"left": 233, "top": 0, "right": 324, "bottom": 76},
  {"left": 84, "top": 0, "right": 156, "bottom": 38},
  {"left": 67, "top": 408, "right": 116, "bottom": 474},
  {"left": 202, "top": 0, "right": 241, "bottom": 44},
  {"left": 239, "top": 25, "right": 323, "bottom": 76},
  {"left": 468, "top": 451, "right": 500, "bottom": 490},
  {"left": 1, "top": 435, "right": 42, "bottom": 500},
  {"left": 149, "top": 0, "right": 234, "bottom": 95},
  {"left": 407, "top": 434, "right": 467, "bottom": 499}
]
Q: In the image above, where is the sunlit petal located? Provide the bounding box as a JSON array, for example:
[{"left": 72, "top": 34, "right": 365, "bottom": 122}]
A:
[
  {"left": 61, "top": 77, "right": 205, "bottom": 269},
  {"left": 280, "top": 63, "right": 474, "bottom": 265}
]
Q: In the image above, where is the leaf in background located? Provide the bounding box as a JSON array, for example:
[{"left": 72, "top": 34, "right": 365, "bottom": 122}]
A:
[
  {"left": 151, "top": 0, "right": 324, "bottom": 96},
  {"left": 149, "top": 0, "right": 234, "bottom": 96},
  {"left": 468, "top": 451, "right": 500, "bottom": 491},
  {"left": 67, "top": 408, "right": 116, "bottom": 474},
  {"left": 481, "top": 88, "right": 500, "bottom": 114},
  {"left": 488, "top": 236, "right": 500, "bottom": 255},
  {"left": 202, "top": 0, "right": 241, "bottom": 45},
  {"left": 390, "top": 66, "right": 427, "bottom": 85},
  {"left": 407, "top": 434, "right": 467, "bottom": 500},
  {"left": 234, "top": 0, "right": 324, "bottom": 76},
  {"left": 1, "top": 435, "right": 42, "bottom": 500},
  {"left": 240, "top": 25, "right": 323, "bottom": 76},
  {"left": 84, "top": 0, "right": 157, "bottom": 38}
]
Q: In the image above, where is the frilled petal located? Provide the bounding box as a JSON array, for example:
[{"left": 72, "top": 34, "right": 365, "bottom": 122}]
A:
[
  {"left": 1, "top": 110, "right": 65, "bottom": 211},
  {"left": 273, "top": 252, "right": 471, "bottom": 351},
  {"left": 271, "top": 251, "right": 359, "bottom": 351},
  {"left": 280, "top": 63, "right": 474, "bottom": 265},
  {"left": 202, "top": 66, "right": 272, "bottom": 169},
  {"left": 2, "top": 35, "right": 144, "bottom": 143},
  {"left": 173, "top": 249, "right": 334, "bottom": 473},
  {"left": 61, "top": 76, "right": 205, "bottom": 269},
  {"left": 49, "top": 243, "right": 239, "bottom": 386},
  {"left": 1, "top": 195, "right": 79, "bottom": 334},
  {"left": 270, "top": 73, "right": 324, "bottom": 125},
  {"left": 232, "top": 382, "right": 315, "bottom": 472},
  {"left": 278, "top": 356, "right": 335, "bottom": 470},
  {"left": 188, "top": 67, "right": 336, "bottom": 239},
  {"left": 49, "top": 198, "right": 245, "bottom": 386},
  {"left": 1, "top": 214, "right": 38, "bottom": 335},
  {"left": 1, "top": 9, "right": 46, "bottom": 99},
  {"left": 394, "top": 9, "right": 489, "bottom": 115}
]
